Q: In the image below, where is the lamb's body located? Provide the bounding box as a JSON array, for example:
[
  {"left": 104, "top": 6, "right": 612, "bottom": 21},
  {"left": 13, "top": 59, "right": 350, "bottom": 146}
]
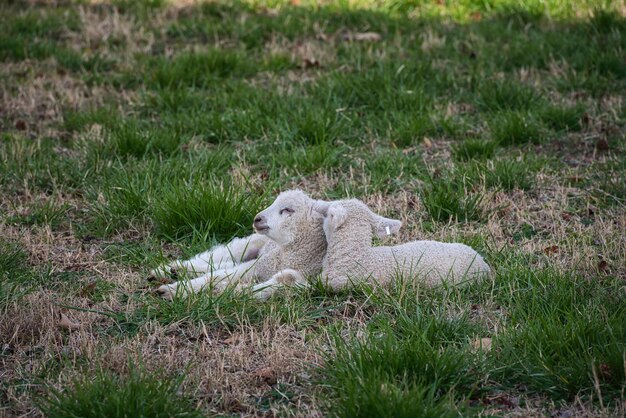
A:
[{"left": 321, "top": 200, "right": 491, "bottom": 290}]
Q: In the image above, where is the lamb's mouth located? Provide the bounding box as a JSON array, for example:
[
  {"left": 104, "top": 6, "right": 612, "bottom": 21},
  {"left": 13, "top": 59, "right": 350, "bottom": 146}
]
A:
[{"left": 254, "top": 225, "right": 270, "bottom": 233}]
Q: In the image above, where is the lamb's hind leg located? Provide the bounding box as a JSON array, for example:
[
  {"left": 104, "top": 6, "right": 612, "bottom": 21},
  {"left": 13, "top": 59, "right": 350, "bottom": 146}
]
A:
[{"left": 148, "top": 234, "right": 269, "bottom": 280}]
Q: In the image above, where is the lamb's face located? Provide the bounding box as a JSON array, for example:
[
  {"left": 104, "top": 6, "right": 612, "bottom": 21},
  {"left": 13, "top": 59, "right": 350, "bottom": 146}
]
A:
[
  {"left": 323, "top": 201, "right": 370, "bottom": 240},
  {"left": 253, "top": 190, "right": 325, "bottom": 245},
  {"left": 321, "top": 200, "right": 402, "bottom": 241}
]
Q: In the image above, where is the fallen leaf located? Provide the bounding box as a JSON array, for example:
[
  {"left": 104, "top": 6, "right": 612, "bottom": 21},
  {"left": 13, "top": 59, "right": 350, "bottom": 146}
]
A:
[
  {"left": 422, "top": 137, "right": 433, "bottom": 148},
  {"left": 482, "top": 393, "right": 518, "bottom": 408},
  {"left": 15, "top": 120, "right": 27, "bottom": 130},
  {"left": 401, "top": 146, "right": 417, "bottom": 155},
  {"left": 581, "top": 112, "right": 591, "bottom": 126},
  {"left": 471, "top": 337, "right": 492, "bottom": 353},
  {"left": 58, "top": 313, "right": 81, "bottom": 330},
  {"left": 598, "top": 260, "right": 609, "bottom": 273},
  {"left": 595, "top": 137, "right": 609, "bottom": 151},
  {"left": 543, "top": 245, "right": 559, "bottom": 255},
  {"left": 253, "top": 366, "right": 277, "bottom": 385},
  {"left": 343, "top": 32, "right": 382, "bottom": 42},
  {"left": 599, "top": 363, "right": 612, "bottom": 380},
  {"left": 222, "top": 335, "right": 238, "bottom": 345},
  {"left": 301, "top": 57, "right": 320, "bottom": 69},
  {"left": 470, "top": 11, "right": 482, "bottom": 21},
  {"left": 79, "top": 281, "right": 97, "bottom": 297}
]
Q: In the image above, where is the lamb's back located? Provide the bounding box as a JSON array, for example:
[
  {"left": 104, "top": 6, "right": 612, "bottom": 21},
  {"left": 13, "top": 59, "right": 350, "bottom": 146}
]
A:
[{"left": 370, "top": 240, "right": 490, "bottom": 284}]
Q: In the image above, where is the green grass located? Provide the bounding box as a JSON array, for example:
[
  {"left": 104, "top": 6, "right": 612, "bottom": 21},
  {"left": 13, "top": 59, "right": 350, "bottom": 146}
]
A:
[
  {"left": 490, "top": 266, "right": 626, "bottom": 402},
  {"left": 152, "top": 179, "right": 267, "bottom": 240},
  {"left": 320, "top": 264, "right": 626, "bottom": 415},
  {"left": 1, "top": 0, "right": 625, "bottom": 416},
  {"left": 490, "top": 111, "right": 544, "bottom": 145},
  {"left": 420, "top": 174, "right": 484, "bottom": 222},
  {"left": 38, "top": 365, "right": 203, "bottom": 418},
  {"left": 451, "top": 139, "right": 498, "bottom": 161},
  {"left": 476, "top": 80, "right": 543, "bottom": 112},
  {"left": 460, "top": 156, "right": 543, "bottom": 191}
]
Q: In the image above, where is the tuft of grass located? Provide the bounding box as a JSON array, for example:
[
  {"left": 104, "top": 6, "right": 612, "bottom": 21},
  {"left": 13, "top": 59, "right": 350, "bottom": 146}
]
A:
[
  {"left": 147, "top": 50, "right": 260, "bottom": 88},
  {"left": 103, "top": 120, "right": 184, "bottom": 159},
  {"left": 392, "top": 114, "right": 461, "bottom": 146},
  {"left": 153, "top": 180, "right": 267, "bottom": 241},
  {"left": 460, "top": 156, "right": 541, "bottom": 191},
  {"left": 537, "top": 104, "right": 585, "bottom": 132},
  {"left": 476, "top": 80, "right": 542, "bottom": 112},
  {"left": 592, "top": 159, "right": 626, "bottom": 207},
  {"left": 38, "top": 365, "right": 203, "bottom": 418},
  {"left": 8, "top": 199, "right": 68, "bottom": 229},
  {"left": 490, "top": 111, "right": 544, "bottom": 145},
  {"left": 451, "top": 139, "right": 497, "bottom": 161},
  {"left": 0, "top": 242, "right": 34, "bottom": 309},
  {"left": 419, "top": 174, "right": 484, "bottom": 222},
  {"left": 63, "top": 107, "right": 119, "bottom": 133},
  {"left": 270, "top": 142, "right": 345, "bottom": 175},
  {"left": 283, "top": 106, "right": 346, "bottom": 145},
  {"left": 0, "top": 241, "right": 29, "bottom": 279}
]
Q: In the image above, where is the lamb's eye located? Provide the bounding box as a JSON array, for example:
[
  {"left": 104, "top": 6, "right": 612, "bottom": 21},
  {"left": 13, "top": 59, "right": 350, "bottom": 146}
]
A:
[{"left": 279, "top": 208, "right": 294, "bottom": 215}]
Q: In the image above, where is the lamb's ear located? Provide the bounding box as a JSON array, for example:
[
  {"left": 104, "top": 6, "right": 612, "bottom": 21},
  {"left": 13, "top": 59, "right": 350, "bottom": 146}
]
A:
[
  {"left": 326, "top": 205, "right": 348, "bottom": 231},
  {"left": 312, "top": 200, "right": 330, "bottom": 219},
  {"left": 373, "top": 215, "right": 402, "bottom": 238}
]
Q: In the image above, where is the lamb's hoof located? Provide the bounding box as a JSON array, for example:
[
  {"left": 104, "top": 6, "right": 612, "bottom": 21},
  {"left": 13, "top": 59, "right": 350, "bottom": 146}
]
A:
[
  {"left": 156, "top": 284, "right": 176, "bottom": 300},
  {"left": 147, "top": 267, "right": 178, "bottom": 282},
  {"left": 253, "top": 289, "right": 272, "bottom": 301}
]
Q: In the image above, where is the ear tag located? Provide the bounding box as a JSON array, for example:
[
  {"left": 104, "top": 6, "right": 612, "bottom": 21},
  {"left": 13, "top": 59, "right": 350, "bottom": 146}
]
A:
[{"left": 385, "top": 226, "right": 391, "bottom": 236}]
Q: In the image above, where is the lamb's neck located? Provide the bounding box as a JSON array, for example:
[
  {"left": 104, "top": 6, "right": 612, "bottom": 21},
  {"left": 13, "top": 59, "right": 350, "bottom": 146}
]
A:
[
  {"left": 326, "top": 230, "right": 370, "bottom": 263},
  {"left": 282, "top": 224, "right": 326, "bottom": 258}
]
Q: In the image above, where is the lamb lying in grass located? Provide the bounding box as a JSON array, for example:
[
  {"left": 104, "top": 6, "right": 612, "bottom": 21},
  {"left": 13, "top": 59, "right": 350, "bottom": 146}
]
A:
[
  {"left": 316, "top": 199, "right": 491, "bottom": 290},
  {"left": 155, "top": 190, "right": 334, "bottom": 299}
]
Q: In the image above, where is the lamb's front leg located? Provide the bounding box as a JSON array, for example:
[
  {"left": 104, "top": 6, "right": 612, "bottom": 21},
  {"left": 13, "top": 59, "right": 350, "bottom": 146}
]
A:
[
  {"left": 156, "top": 260, "right": 259, "bottom": 299},
  {"left": 252, "top": 269, "right": 308, "bottom": 301},
  {"left": 149, "top": 234, "right": 268, "bottom": 279}
]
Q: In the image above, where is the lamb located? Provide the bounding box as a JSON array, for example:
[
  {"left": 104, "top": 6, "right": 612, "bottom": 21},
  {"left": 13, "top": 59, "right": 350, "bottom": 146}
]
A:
[
  {"left": 316, "top": 199, "right": 491, "bottom": 291},
  {"left": 155, "top": 190, "right": 334, "bottom": 299}
]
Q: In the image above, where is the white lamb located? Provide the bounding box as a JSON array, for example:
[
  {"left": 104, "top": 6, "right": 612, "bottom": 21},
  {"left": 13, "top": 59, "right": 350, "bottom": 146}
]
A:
[
  {"left": 154, "top": 190, "right": 335, "bottom": 299},
  {"left": 316, "top": 199, "right": 491, "bottom": 290}
]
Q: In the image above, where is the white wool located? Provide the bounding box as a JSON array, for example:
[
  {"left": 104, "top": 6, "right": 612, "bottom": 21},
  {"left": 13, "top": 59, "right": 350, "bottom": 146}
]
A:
[{"left": 319, "top": 199, "right": 491, "bottom": 291}]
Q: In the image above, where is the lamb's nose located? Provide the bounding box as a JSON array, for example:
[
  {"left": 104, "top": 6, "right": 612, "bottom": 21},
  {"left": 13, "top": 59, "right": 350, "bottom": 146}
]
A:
[{"left": 254, "top": 216, "right": 264, "bottom": 225}]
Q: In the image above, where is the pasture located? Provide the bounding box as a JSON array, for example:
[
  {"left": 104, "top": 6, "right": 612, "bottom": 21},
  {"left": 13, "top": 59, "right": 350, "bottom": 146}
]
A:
[{"left": 1, "top": 0, "right": 625, "bottom": 416}]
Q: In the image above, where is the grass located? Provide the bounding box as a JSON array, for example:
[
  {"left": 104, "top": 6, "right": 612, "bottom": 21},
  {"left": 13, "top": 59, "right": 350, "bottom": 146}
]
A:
[
  {"left": 489, "top": 111, "right": 544, "bottom": 145},
  {"left": 451, "top": 138, "right": 498, "bottom": 161},
  {"left": 38, "top": 364, "right": 203, "bottom": 418},
  {"left": 420, "top": 173, "right": 484, "bottom": 222},
  {"left": 0, "top": 0, "right": 624, "bottom": 416},
  {"left": 152, "top": 179, "right": 267, "bottom": 240}
]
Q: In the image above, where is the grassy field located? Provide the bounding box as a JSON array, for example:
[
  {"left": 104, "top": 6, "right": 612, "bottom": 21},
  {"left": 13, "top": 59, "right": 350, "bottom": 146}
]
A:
[{"left": 1, "top": 0, "right": 625, "bottom": 416}]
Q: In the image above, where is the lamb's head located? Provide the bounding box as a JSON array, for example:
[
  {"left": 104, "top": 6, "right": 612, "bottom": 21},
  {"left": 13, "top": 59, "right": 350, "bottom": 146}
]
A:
[
  {"left": 316, "top": 199, "right": 402, "bottom": 243},
  {"left": 253, "top": 189, "right": 330, "bottom": 245}
]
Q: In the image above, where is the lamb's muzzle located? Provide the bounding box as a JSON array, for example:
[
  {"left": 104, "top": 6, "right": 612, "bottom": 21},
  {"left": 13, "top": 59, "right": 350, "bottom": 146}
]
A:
[{"left": 253, "top": 214, "right": 268, "bottom": 232}]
